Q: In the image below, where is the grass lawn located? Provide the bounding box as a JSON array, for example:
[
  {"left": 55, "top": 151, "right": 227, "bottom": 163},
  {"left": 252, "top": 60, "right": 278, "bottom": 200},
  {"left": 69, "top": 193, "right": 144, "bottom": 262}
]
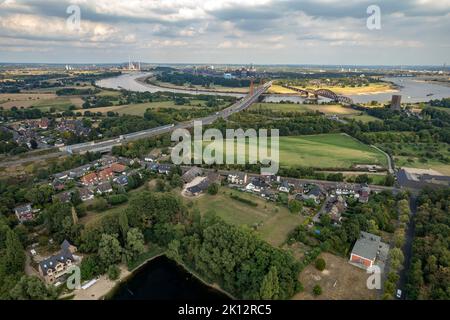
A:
[
  {"left": 33, "top": 98, "right": 75, "bottom": 112},
  {"left": 344, "top": 113, "right": 380, "bottom": 123},
  {"left": 206, "top": 133, "right": 387, "bottom": 170},
  {"left": 379, "top": 142, "right": 450, "bottom": 175},
  {"left": 187, "top": 188, "right": 304, "bottom": 247},
  {"left": 278, "top": 134, "right": 387, "bottom": 168}
]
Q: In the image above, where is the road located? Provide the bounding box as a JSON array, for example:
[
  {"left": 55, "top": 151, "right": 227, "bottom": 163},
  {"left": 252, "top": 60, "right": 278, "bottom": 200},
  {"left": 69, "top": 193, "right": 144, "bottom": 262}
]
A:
[
  {"left": 371, "top": 145, "right": 395, "bottom": 174},
  {"left": 396, "top": 195, "right": 418, "bottom": 300},
  {"left": 63, "top": 81, "right": 272, "bottom": 155}
]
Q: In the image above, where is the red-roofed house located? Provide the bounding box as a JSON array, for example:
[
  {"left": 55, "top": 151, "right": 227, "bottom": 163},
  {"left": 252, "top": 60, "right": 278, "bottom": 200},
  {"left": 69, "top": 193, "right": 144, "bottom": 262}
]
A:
[
  {"left": 98, "top": 168, "right": 114, "bottom": 181},
  {"left": 111, "top": 163, "right": 126, "bottom": 174},
  {"left": 81, "top": 172, "right": 98, "bottom": 186}
]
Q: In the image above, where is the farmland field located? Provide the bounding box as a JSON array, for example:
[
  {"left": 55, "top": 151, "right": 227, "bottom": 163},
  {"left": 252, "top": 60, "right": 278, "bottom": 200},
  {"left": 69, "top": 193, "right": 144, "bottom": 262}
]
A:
[
  {"left": 188, "top": 188, "right": 304, "bottom": 247},
  {"left": 205, "top": 133, "right": 387, "bottom": 169}
]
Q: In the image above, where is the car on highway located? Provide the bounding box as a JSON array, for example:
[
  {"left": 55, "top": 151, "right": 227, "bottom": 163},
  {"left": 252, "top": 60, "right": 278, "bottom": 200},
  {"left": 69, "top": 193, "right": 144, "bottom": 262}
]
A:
[{"left": 396, "top": 289, "right": 402, "bottom": 299}]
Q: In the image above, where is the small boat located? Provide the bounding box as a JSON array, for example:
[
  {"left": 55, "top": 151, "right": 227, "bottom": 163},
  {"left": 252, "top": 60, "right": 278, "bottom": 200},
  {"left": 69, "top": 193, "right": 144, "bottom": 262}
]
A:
[{"left": 426, "top": 93, "right": 434, "bottom": 97}]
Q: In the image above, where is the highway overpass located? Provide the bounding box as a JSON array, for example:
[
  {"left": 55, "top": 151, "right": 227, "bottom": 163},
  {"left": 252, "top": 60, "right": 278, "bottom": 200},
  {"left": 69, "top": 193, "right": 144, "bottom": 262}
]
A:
[{"left": 62, "top": 81, "right": 272, "bottom": 155}]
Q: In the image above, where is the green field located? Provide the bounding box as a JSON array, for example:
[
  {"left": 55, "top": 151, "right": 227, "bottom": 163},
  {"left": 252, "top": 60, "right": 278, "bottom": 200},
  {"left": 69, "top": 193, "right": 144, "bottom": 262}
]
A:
[
  {"left": 34, "top": 98, "right": 74, "bottom": 112},
  {"left": 204, "top": 133, "right": 387, "bottom": 169},
  {"left": 189, "top": 188, "right": 304, "bottom": 247},
  {"left": 380, "top": 142, "right": 450, "bottom": 175}
]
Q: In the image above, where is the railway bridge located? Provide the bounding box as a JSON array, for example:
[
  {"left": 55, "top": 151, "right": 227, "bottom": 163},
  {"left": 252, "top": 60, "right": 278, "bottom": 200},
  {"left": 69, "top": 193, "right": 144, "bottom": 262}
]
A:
[{"left": 282, "top": 85, "right": 354, "bottom": 105}]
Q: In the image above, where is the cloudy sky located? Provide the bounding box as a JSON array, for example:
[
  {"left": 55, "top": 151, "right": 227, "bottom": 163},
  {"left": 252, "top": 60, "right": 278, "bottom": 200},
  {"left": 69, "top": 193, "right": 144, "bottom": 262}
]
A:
[{"left": 0, "top": 0, "right": 449, "bottom": 65}]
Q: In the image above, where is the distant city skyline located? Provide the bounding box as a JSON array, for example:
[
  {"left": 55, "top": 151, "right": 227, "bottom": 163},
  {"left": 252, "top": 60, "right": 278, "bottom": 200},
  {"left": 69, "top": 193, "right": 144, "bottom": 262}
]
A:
[{"left": 0, "top": 0, "right": 449, "bottom": 65}]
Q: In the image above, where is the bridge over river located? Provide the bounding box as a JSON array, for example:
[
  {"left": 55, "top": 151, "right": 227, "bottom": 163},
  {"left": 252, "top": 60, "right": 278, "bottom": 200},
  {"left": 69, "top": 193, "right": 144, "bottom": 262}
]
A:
[{"left": 281, "top": 85, "right": 354, "bottom": 105}]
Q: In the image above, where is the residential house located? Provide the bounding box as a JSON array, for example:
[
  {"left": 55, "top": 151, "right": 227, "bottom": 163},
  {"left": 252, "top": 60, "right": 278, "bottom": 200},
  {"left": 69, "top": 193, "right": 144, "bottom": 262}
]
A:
[
  {"left": 186, "top": 178, "right": 210, "bottom": 197},
  {"left": 182, "top": 167, "right": 204, "bottom": 184},
  {"left": 78, "top": 188, "right": 94, "bottom": 202},
  {"left": 14, "top": 204, "right": 34, "bottom": 223},
  {"left": 349, "top": 231, "right": 388, "bottom": 270},
  {"left": 97, "top": 182, "right": 113, "bottom": 195},
  {"left": 114, "top": 175, "right": 129, "bottom": 187},
  {"left": 245, "top": 178, "right": 268, "bottom": 193},
  {"left": 158, "top": 164, "right": 173, "bottom": 175},
  {"left": 81, "top": 172, "right": 98, "bottom": 186},
  {"left": 227, "top": 172, "right": 248, "bottom": 185},
  {"left": 98, "top": 168, "right": 114, "bottom": 182},
  {"left": 326, "top": 196, "right": 347, "bottom": 224},
  {"left": 359, "top": 186, "right": 371, "bottom": 203},
  {"left": 52, "top": 191, "right": 72, "bottom": 204},
  {"left": 52, "top": 179, "right": 65, "bottom": 192},
  {"left": 53, "top": 172, "right": 69, "bottom": 181},
  {"left": 185, "top": 173, "right": 219, "bottom": 197},
  {"left": 278, "top": 181, "right": 290, "bottom": 193},
  {"left": 39, "top": 240, "right": 78, "bottom": 285},
  {"left": 111, "top": 163, "right": 127, "bottom": 174},
  {"left": 261, "top": 189, "right": 277, "bottom": 202},
  {"left": 70, "top": 164, "right": 93, "bottom": 179},
  {"left": 302, "top": 186, "right": 325, "bottom": 204}
]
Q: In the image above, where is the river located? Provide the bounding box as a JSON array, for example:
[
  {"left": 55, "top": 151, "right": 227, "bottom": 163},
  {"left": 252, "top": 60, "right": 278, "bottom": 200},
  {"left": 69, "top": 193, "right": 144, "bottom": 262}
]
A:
[
  {"left": 96, "top": 73, "right": 450, "bottom": 104},
  {"left": 111, "top": 256, "right": 231, "bottom": 301}
]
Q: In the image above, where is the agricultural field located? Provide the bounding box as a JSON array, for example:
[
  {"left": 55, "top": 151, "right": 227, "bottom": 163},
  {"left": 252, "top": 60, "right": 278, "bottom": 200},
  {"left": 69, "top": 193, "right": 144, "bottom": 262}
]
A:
[
  {"left": 208, "top": 133, "right": 387, "bottom": 170},
  {"left": 187, "top": 188, "right": 304, "bottom": 247}
]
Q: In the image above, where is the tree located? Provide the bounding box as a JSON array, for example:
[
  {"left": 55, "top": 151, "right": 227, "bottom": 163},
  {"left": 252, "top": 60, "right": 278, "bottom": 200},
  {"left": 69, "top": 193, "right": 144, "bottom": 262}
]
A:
[
  {"left": 315, "top": 258, "right": 326, "bottom": 271},
  {"left": 260, "top": 267, "right": 280, "bottom": 300},
  {"left": 124, "top": 228, "right": 145, "bottom": 263},
  {"left": 389, "top": 248, "right": 405, "bottom": 271},
  {"left": 98, "top": 234, "right": 122, "bottom": 267},
  {"left": 4, "top": 230, "right": 25, "bottom": 274},
  {"left": 107, "top": 265, "right": 121, "bottom": 280},
  {"left": 313, "top": 285, "right": 322, "bottom": 296},
  {"left": 118, "top": 210, "right": 129, "bottom": 241},
  {"left": 207, "top": 183, "right": 219, "bottom": 195},
  {"left": 10, "top": 276, "right": 57, "bottom": 300},
  {"left": 170, "top": 174, "right": 183, "bottom": 188},
  {"left": 288, "top": 200, "right": 303, "bottom": 214},
  {"left": 80, "top": 255, "right": 103, "bottom": 280}
]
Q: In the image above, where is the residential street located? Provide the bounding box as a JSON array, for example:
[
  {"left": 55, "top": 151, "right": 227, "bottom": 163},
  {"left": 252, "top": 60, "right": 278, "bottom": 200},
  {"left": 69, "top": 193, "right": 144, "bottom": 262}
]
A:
[{"left": 396, "top": 195, "right": 418, "bottom": 299}]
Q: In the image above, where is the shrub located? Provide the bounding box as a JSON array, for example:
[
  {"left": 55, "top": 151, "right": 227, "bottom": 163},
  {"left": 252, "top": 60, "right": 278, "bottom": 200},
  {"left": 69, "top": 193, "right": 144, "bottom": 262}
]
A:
[
  {"left": 315, "top": 258, "right": 326, "bottom": 271},
  {"left": 107, "top": 265, "right": 121, "bottom": 281},
  {"left": 313, "top": 285, "right": 322, "bottom": 296}
]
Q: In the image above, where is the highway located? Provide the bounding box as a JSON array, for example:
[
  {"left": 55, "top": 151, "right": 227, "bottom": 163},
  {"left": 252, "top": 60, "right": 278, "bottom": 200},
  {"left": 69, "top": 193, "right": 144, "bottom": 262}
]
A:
[{"left": 62, "top": 81, "right": 272, "bottom": 155}]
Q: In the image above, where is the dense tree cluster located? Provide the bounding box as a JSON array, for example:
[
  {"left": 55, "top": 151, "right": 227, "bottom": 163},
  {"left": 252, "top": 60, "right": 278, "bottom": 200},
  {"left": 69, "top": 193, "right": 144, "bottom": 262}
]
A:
[{"left": 406, "top": 188, "right": 450, "bottom": 300}]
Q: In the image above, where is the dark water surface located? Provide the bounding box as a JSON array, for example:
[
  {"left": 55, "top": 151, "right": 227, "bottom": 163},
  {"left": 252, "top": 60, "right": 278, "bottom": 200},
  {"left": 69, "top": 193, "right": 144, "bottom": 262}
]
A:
[{"left": 112, "top": 256, "right": 231, "bottom": 301}]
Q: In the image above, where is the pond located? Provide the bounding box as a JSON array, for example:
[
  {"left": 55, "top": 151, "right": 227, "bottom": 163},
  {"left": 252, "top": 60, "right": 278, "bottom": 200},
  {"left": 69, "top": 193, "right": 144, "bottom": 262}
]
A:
[{"left": 111, "top": 256, "right": 231, "bottom": 301}]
